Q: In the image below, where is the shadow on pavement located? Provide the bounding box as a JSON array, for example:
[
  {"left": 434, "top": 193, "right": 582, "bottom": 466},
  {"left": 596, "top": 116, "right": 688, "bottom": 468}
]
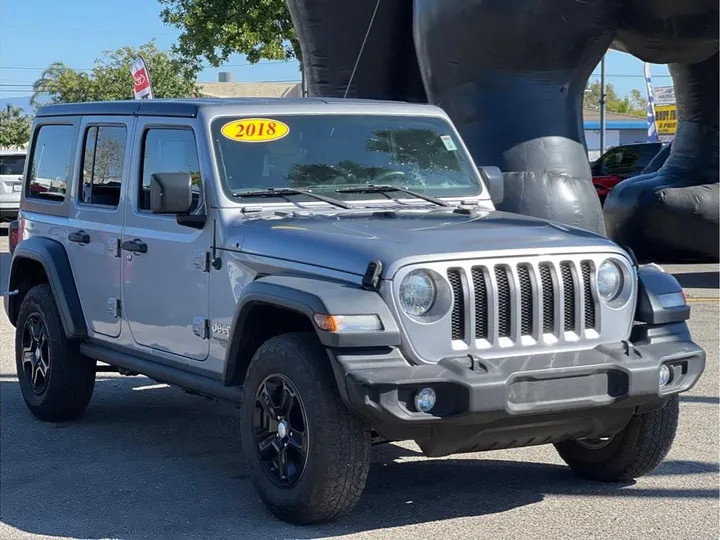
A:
[
  {"left": 672, "top": 271, "right": 720, "bottom": 290},
  {"left": 1, "top": 377, "right": 717, "bottom": 540}
]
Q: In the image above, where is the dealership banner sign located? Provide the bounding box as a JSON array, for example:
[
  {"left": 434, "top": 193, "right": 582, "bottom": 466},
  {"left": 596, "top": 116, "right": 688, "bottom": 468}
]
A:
[
  {"left": 131, "top": 56, "right": 153, "bottom": 100},
  {"left": 653, "top": 86, "right": 676, "bottom": 141}
]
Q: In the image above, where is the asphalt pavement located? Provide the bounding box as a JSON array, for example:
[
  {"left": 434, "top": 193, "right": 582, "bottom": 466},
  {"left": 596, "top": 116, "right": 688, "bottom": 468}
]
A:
[{"left": 0, "top": 228, "right": 718, "bottom": 540}]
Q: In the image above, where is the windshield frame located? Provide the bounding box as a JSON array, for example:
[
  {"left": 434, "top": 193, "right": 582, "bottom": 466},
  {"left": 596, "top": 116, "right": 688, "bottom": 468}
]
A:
[{"left": 206, "top": 110, "right": 488, "bottom": 208}]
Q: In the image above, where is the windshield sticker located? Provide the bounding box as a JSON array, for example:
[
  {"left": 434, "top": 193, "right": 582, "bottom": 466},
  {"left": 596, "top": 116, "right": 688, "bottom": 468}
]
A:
[
  {"left": 440, "top": 135, "right": 458, "bottom": 151},
  {"left": 221, "top": 118, "right": 290, "bottom": 143}
]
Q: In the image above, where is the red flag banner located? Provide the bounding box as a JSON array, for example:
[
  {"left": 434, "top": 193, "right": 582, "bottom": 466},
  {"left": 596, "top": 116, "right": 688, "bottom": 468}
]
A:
[{"left": 131, "top": 56, "right": 153, "bottom": 100}]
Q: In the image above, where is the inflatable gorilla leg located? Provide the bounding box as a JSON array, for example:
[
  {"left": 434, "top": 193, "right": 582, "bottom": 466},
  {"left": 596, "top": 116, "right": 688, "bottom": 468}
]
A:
[
  {"left": 604, "top": 53, "right": 719, "bottom": 262},
  {"left": 286, "top": 0, "right": 425, "bottom": 102},
  {"left": 413, "top": 0, "right": 613, "bottom": 235}
]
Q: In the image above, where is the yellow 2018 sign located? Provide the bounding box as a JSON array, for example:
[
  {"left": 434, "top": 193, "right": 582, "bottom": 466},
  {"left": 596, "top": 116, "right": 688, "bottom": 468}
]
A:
[{"left": 220, "top": 118, "right": 290, "bottom": 142}]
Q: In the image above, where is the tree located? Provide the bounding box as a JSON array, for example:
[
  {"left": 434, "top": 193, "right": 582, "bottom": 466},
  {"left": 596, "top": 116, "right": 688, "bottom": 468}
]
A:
[
  {"left": 583, "top": 81, "right": 647, "bottom": 117},
  {"left": 0, "top": 105, "right": 32, "bottom": 148},
  {"left": 32, "top": 40, "right": 201, "bottom": 107},
  {"left": 158, "top": 0, "right": 300, "bottom": 67}
]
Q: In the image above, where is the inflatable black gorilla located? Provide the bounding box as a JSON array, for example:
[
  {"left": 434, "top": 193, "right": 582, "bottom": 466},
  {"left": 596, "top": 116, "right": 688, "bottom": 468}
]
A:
[{"left": 286, "top": 0, "right": 719, "bottom": 262}]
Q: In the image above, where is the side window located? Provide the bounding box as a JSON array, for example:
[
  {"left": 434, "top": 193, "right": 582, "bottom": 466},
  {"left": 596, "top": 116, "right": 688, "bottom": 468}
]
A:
[
  {"left": 27, "top": 124, "right": 75, "bottom": 201},
  {"left": 139, "top": 128, "right": 204, "bottom": 214},
  {"left": 80, "top": 125, "right": 127, "bottom": 207}
]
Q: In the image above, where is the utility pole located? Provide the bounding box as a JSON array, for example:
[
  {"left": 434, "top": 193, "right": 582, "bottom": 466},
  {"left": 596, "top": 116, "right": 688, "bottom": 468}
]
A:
[{"left": 599, "top": 55, "right": 606, "bottom": 153}]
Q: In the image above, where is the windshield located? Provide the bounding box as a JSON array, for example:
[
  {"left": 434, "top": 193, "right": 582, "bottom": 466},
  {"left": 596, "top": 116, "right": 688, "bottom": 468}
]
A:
[
  {"left": 0, "top": 154, "right": 26, "bottom": 175},
  {"left": 210, "top": 114, "right": 483, "bottom": 202}
]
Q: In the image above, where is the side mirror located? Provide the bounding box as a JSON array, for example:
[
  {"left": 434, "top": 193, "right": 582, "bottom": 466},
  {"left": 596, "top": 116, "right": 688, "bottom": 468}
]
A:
[
  {"left": 150, "top": 172, "right": 193, "bottom": 214},
  {"left": 478, "top": 166, "right": 504, "bottom": 204}
]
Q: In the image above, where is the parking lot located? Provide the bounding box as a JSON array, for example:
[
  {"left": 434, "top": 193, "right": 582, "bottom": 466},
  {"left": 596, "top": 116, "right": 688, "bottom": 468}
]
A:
[{"left": 0, "top": 229, "right": 718, "bottom": 540}]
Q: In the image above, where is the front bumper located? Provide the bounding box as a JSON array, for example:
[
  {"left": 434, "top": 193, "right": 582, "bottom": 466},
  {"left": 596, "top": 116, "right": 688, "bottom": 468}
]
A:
[{"left": 329, "top": 322, "right": 705, "bottom": 456}]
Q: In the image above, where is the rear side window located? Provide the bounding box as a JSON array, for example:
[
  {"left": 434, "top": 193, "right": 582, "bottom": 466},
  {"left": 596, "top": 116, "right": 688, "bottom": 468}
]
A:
[
  {"left": 80, "top": 125, "right": 127, "bottom": 207},
  {"left": 0, "top": 154, "right": 26, "bottom": 175},
  {"left": 27, "top": 124, "right": 75, "bottom": 201},
  {"left": 139, "top": 128, "right": 203, "bottom": 213}
]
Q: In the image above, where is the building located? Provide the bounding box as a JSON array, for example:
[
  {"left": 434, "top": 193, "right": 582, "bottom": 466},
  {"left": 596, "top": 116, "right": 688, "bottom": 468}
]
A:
[{"left": 198, "top": 77, "right": 649, "bottom": 161}]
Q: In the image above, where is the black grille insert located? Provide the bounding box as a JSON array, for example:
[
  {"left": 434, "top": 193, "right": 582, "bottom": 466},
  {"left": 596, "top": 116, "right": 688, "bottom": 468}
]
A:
[
  {"left": 581, "top": 262, "right": 596, "bottom": 329},
  {"left": 539, "top": 263, "right": 555, "bottom": 333},
  {"left": 560, "top": 262, "right": 576, "bottom": 332},
  {"left": 472, "top": 267, "right": 489, "bottom": 339},
  {"left": 495, "top": 266, "right": 512, "bottom": 338},
  {"left": 448, "top": 269, "right": 464, "bottom": 340},
  {"left": 518, "top": 264, "right": 534, "bottom": 336}
]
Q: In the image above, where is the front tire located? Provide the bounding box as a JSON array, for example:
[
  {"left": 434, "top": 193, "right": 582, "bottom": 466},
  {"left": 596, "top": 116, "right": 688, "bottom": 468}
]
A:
[
  {"left": 15, "top": 284, "right": 96, "bottom": 422},
  {"left": 240, "top": 332, "right": 371, "bottom": 524},
  {"left": 554, "top": 395, "right": 679, "bottom": 481}
]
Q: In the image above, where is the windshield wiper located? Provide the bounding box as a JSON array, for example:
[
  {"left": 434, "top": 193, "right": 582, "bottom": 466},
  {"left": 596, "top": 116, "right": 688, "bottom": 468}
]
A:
[
  {"left": 231, "top": 187, "right": 351, "bottom": 209},
  {"left": 335, "top": 184, "right": 450, "bottom": 207}
]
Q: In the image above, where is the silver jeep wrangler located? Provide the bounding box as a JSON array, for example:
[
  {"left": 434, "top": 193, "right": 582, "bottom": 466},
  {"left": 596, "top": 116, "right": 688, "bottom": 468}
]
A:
[{"left": 5, "top": 99, "right": 705, "bottom": 525}]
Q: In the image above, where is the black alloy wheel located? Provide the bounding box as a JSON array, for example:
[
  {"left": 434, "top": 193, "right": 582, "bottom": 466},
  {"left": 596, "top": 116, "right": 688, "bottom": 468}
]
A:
[
  {"left": 253, "top": 374, "right": 309, "bottom": 488},
  {"left": 21, "top": 314, "right": 51, "bottom": 395}
]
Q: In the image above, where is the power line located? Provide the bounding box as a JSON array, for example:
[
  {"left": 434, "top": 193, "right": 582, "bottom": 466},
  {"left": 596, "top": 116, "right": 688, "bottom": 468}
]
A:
[{"left": 0, "top": 60, "right": 293, "bottom": 72}]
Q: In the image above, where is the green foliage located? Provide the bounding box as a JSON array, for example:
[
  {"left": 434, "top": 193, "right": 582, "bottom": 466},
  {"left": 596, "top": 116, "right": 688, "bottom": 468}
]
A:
[
  {"left": 583, "top": 81, "right": 647, "bottom": 117},
  {"left": 0, "top": 105, "right": 32, "bottom": 147},
  {"left": 158, "top": 0, "right": 300, "bottom": 66},
  {"left": 32, "top": 40, "right": 201, "bottom": 107}
]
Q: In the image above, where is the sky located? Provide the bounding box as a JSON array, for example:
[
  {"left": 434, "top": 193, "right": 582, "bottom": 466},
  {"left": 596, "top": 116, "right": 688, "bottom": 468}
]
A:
[{"left": 1, "top": 0, "right": 675, "bottom": 107}]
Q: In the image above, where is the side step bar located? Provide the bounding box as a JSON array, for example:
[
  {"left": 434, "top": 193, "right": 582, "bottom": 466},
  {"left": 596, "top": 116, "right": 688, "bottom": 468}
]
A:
[{"left": 80, "top": 343, "right": 244, "bottom": 404}]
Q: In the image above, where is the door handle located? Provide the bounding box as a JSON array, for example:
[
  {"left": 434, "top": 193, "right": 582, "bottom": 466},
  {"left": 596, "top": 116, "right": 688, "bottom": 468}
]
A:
[
  {"left": 68, "top": 231, "right": 90, "bottom": 244},
  {"left": 121, "top": 239, "right": 148, "bottom": 254}
]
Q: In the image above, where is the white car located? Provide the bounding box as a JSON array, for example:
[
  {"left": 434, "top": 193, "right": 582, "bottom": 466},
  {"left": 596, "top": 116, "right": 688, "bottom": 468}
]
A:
[{"left": 0, "top": 149, "right": 26, "bottom": 222}]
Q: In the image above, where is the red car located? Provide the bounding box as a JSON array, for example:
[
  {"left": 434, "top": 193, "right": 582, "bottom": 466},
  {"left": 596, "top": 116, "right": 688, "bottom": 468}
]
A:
[{"left": 591, "top": 142, "right": 666, "bottom": 204}]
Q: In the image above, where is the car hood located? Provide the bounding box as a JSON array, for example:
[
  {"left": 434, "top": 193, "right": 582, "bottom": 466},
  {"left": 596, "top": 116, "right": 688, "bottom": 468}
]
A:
[{"left": 229, "top": 207, "right": 620, "bottom": 278}]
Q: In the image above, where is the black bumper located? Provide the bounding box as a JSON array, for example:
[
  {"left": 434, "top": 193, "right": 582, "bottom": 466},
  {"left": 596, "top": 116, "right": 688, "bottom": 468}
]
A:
[{"left": 328, "top": 322, "right": 705, "bottom": 455}]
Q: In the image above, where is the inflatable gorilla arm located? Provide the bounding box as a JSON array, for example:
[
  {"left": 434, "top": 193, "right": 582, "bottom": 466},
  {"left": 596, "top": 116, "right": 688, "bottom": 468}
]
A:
[{"left": 287, "top": 0, "right": 718, "bottom": 261}]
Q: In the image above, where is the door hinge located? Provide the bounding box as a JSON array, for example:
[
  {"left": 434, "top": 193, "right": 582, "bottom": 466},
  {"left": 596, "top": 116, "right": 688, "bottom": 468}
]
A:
[
  {"left": 192, "top": 316, "right": 209, "bottom": 339},
  {"left": 192, "top": 250, "right": 210, "bottom": 272},
  {"left": 108, "top": 298, "right": 121, "bottom": 318},
  {"left": 113, "top": 238, "right": 121, "bottom": 258}
]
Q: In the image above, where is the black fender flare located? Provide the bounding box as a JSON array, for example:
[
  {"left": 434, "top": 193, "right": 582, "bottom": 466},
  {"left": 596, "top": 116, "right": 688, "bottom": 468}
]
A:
[
  {"left": 223, "top": 274, "right": 401, "bottom": 383},
  {"left": 6, "top": 236, "right": 88, "bottom": 339}
]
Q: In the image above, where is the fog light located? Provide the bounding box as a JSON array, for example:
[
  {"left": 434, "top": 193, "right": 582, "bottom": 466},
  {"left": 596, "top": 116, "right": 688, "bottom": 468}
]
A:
[
  {"left": 659, "top": 365, "right": 671, "bottom": 386},
  {"left": 414, "top": 387, "right": 436, "bottom": 413}
]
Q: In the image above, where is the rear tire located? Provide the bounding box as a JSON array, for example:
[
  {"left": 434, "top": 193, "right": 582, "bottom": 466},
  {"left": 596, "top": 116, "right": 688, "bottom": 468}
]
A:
[
  {"left": 240, "top": 332, "right": 371, "bottom": 524},
  {"left": 554, "top": 395, "right": 679, "bottom": 481},
  {"left": 15, "top": 284, "right": 96, "bottom": 422}
]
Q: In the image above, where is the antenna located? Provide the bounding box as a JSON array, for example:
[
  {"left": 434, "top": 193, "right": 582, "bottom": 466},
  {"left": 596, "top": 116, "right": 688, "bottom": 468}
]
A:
[{"left": 344, "top": 0, "right": 382, "bottom": 99}]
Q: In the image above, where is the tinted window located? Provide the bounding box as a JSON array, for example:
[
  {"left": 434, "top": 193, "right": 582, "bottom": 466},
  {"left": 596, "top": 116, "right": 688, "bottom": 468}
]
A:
[
  {"left": 0, "top": 155, "right": 26, "bottom": 175},
  {"left": 601, "top": 144, "right": 661, "bottom": 175},
  {"left": 28, "top": 124, "right": 75, "bottom": 201},
  {"left": 140, "top": 128, "right": 203, "bottom": 213},
  {"left": 211, "top": 115, "right": 482, "bottom": 201},
  {"left": 81, "top": 125, "right": 127, "bottom": 207}
]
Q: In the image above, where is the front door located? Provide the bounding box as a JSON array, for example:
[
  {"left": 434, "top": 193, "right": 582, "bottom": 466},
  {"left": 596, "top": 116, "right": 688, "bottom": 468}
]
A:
[
  {"left": 121, "top": 119, "right": 211, "bottom": 361},
  {"left": 66, "top": 117, "right": 133, "bottom": 338}
]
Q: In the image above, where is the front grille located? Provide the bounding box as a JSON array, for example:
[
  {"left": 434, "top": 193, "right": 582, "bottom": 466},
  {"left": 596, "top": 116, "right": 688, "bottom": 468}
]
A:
[{"left": 447, "top": 259, "right": 597, "bottom": 345}]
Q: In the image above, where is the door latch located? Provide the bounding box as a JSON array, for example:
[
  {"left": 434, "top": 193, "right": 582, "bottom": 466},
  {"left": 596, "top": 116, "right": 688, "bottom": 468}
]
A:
[
  {"left": 108, "top": 298, "right": 121, "bottom": 318},
  {"left": 192, "top": 251, "right": 210, "bottom": 272}
]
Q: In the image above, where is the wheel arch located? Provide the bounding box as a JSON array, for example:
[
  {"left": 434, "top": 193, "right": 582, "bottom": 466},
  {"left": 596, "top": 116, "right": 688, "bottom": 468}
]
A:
[
  {"left": 5, "top": 236, "right": 88, "bottom": 339},
  {"left": 222, "top": 275, "right": 400, "bottom": 386}
]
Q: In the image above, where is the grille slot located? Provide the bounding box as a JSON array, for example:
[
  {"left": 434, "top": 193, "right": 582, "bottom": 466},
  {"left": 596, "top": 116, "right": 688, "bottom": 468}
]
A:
[
  {"left": 472, "top": 267, "right": 489, "bottom": 339},
  {"left": 448, "top": 269, "right": 465, "bottom": 340},
  {"left": 560, "top": 262, "right": 576, "bottom": 332},
  {"left": 495, "top": 266, "right": 512, "bottom": 338},
  {"left": 581, "top": 262, "right": 596, "bottom": 329},
  {"left": 517, "top": 264, "right": 534, "bottom": 336},
  {"left": 539, "top": 263, "right": 555, "bottom": 333}
]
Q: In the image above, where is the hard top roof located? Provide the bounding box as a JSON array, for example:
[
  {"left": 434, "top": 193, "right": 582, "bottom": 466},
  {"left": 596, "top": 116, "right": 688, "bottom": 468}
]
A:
[{"left": 35, "top": 97, "right": 444, "bottom": 118}]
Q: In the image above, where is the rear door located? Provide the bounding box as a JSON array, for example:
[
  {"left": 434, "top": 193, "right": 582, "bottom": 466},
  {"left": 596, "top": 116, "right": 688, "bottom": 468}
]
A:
[
  {"left": 66, "top": 117, "right": 134, "bottom": 338},
  {"left": 121, "top": 117, "right": 211, "bottom": 362}
]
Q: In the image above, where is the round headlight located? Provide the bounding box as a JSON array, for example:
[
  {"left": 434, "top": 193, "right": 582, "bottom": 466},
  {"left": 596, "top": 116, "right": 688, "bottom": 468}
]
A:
[
  {"left": 597, "top": 260, "right": 623, "bottom": 301},
  {"left": 399, "top": 270, "right": 436, "bottom": 316}
]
